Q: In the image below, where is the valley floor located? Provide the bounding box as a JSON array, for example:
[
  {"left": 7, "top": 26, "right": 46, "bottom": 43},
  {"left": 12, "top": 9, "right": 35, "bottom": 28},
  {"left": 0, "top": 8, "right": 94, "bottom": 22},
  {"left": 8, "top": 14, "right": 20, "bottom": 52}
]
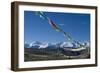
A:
[{"left": 24, "top": 48, "right": 90, "bottom": 62}]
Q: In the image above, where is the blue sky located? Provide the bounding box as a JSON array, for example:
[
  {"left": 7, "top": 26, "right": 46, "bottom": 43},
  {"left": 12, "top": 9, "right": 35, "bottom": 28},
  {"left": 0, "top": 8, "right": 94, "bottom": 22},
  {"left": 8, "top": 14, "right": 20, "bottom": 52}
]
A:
[{"left": 24, "top": 11, "right": 90, "bottom": 43}]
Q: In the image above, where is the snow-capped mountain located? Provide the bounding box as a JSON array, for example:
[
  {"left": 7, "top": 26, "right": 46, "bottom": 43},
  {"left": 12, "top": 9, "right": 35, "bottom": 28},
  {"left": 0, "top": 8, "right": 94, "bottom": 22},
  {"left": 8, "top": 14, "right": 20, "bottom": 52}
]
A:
[
  {"left": 24, "top": 41, "right": 90, "bottom": 49},
  {"left": 39, "top": 43, "right": 56, "bottom": 49},
  {"left": 60, "top": 42, "right": 81, "bottom": 48},
  {"left": 25, "top": 41, "right": 90, "bottom": 58},
  {"left": 60, "top": 42, "right": 73, "bottom": 48},
  {"left": 29, "top": 41, "right": 43, "bottom": 48},
  {"left": 39, "top": 43, "right": 48, "bottom": 49},
  {"left": 81, "top": 42, "right": 90, "bottom": 47},
  {"left": 24, "top": 41, "right": 30, "bottom": 48}
]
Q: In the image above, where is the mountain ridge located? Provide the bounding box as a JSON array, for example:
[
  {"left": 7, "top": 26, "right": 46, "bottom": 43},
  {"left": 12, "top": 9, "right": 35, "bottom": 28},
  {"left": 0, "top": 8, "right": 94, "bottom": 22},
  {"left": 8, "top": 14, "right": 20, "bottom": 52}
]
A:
[{"left": 24, "top": 41, "right": 90, "bottom": 49}]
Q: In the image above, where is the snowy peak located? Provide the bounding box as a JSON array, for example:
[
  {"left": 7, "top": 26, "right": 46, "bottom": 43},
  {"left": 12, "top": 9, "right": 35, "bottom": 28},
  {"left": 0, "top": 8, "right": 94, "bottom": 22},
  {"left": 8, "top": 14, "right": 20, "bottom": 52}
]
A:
[
  {"left": 39, "top": 43, "right": 57, "bottom": 49},
  {"left": 60, "top": 42, "right": 80, "bottom": 48},
  {"left": 81, "top": 42, "right": 90, "bottom": 47},
  {"left": 24, "top": 41, "right": 30, "bottom": 48},
  {"left": 24, "top": 41, "right": 90, "bottom": 49},
  {"left": 60, "top": 42, "right": 73, "bottom": 47},
  {"left": 29, "top": 41, "right": 42, "bottom": 48}
]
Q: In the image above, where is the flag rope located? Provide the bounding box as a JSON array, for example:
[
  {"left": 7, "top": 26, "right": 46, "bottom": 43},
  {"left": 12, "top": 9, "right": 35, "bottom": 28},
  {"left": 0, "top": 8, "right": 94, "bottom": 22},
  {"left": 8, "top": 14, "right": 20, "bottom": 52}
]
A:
[{"left": 35, "top": 11, "right": 84, "bottom": 47}]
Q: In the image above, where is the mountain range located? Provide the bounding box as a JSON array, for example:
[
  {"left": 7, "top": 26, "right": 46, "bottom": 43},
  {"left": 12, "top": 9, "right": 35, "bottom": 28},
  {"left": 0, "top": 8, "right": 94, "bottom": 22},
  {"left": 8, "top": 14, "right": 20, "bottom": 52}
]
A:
[
  {"left": 24, "top": 41, "right": 90, "bottom": 49},
  {"left": 24, "top": 41, "right": 90, "bottom": 61}
]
